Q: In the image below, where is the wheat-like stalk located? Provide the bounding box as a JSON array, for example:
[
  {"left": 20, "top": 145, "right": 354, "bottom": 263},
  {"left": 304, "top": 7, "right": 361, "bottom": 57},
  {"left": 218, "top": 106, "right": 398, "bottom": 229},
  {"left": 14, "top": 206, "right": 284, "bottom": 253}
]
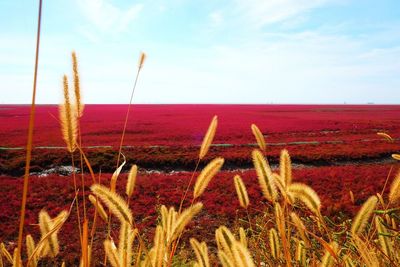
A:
[
  {"left": 295, "top": 240, "right": 306, "bottom": 266},
  {"left": 343, "top": 255, "right": 356, "bottom": 267},
  {"left": 280, "top": 149, "right": 292, "bottom": 186},
  {"left": 170, "top": 203, "right": 203, "bottom": 242},
  {"left": 91, "top": 184, "right": 133, "bottom": 224},
  {"left": 290, "top": 212, "right": 309, "bottom": 246},
  {"left": 118, "top": 222, "right": 135, "bottom": 267},
  {"left": 138, "top": 52, "right": 146, "bottom": 69},
  {"left": 218, "top": 250, "right": 234, "bottom": 267},
  {"left": 352, "top": 234, "right": 379, "bottom": 267},
  {"left": 126, "top": 165, "right": 138, "bottom": 197},
  {"left": 239, "top": 227, "right": 247, "bottom": 248},
  {"left": 72, "top": 51, "right": 84, "bottom": 117},
  {"left": 375, "top": 216, "right": 393, "bottom": 258},
  {"left": 252, "top": 149, "right": 277, "bottom": 203},
  {"left": 104, "top": 240, "right": 120, "bottom": 267},
  {"left": 151, "top": 225, "right": 166, "bottom": 267},
  {"left": 351, "top": 195, "right": 377, "bottom": 236},
  {"left": 349, "top": 190, "right": 355, "bottom": 204},
  {"left": 60, "top": 75, "right": 77, "bottom": 152},
  {"left": 234, "top": 175, "right": 249, "bottom": 208},
  {"left": 199, "top": 115, "right": 218, "bottom": 160},
  {"left": 12, "top": 248, "right": 21, "bottom": 267},
  {"left": 231, "top": 241, "right": 256, "bottom": 267},
  {"left": 215, "top": 226, "right": 236, "bottom": 259},
  {"left": 25, "top": 235, "right": 38, "bottom": 267},
  {"left": 88, "top": 194, "right": 108, "bottom": 222},
  {"left": 377, "top": 132, "right": 393, "bottom": 142},
  {"left": 251, "top": 124, "right": 266, "bottom": 152},
  {"left": 288, "top": 183, "right": 321, "bottom": 216},
  {"left": 389, "top": 170, "right": 400, "bottom": 205},
  {"left": 193, "top": 158, "right": 224, "bottom": 199},
  {"left": 38, "top": 210, "right": 59, "bottom": 258},
  {"left": 1, "top": 243, "right": 12, "bottom": 264},
  {"left": 392, "top": 154, "right": 400, "bottom": 160},
  {"left": 190, "top": 238, "right": 210, "bottom": 267},
  {"left": 269, "top": 228, "right": 280, "bottom": 260},
  {"left": 320, "top": 241, "right": 338, "bottom": 267}
]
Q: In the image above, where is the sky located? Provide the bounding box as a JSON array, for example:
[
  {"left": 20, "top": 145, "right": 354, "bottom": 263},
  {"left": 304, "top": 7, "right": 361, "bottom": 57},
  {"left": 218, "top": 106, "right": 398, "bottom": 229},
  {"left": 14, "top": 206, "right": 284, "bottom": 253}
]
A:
[{"left": 0, "top": 0, "right": 399, "bottom": 104}]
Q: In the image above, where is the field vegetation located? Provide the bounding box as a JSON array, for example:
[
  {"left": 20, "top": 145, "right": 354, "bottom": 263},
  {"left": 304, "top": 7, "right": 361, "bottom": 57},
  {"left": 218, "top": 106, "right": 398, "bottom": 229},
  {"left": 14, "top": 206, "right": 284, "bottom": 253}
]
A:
[{"left": 1, "top": 46, "right": 400, "bottom": 267}]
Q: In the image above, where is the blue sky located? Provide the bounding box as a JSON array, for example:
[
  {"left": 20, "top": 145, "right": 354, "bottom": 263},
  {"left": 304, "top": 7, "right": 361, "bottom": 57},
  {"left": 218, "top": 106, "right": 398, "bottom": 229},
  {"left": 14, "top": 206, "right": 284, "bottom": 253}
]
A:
[{"left": 1, "top": 0, "right": 399, "bottom": 104}]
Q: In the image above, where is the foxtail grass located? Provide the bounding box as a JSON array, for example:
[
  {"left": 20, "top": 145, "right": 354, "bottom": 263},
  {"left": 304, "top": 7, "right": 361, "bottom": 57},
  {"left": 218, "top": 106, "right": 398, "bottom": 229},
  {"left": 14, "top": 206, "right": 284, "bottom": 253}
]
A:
[{"left": 251, "top": 124, "right": 266, "bottom": 152}]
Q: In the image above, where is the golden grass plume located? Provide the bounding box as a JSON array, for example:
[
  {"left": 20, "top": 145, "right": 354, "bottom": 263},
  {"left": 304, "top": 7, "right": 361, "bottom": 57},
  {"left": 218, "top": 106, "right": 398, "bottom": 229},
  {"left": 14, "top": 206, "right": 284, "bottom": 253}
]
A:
[
  {"left": 351, "top": 195, "right": 377, "bottom": 236},
  {"left": 126, "top": 164, "right": 138, "bottom": 197},
  {"left": 288, "top": 183, "right": 321, "bottom": 216},
  {"left": 193, "top": 157, "right": 224, "bottom": 199},
  {"left": 199, "top": 115, "right": 218, "bottom": 160},
  {"left": 190, "top": 238, "right": 210, "bottom": 267},
  {"left": 251, "top": 124, "right": 266, "bottom": 152},
  {"left": 72, "top": 51, "right": 84, "bottom": 117},
  {"left": 90, "top": 184, "right": 133, "bottom": 224},
  {"left": 234, "top": 175, "right": 249, "bottom": 209},
  {"left": 252, "top": 149, "right": 277, "bottom": 203},
  {"left": 280, "top": 149, "right": 292, "bottom": 186},
  {"left": 59, "top": 75, "right": 77, "bottom": 153},
  {"left": 88, "top": 194, "right": 108, "bottom": 222},
  {"left": 389, "top": 170, "right": 400, "bottom": 205}
]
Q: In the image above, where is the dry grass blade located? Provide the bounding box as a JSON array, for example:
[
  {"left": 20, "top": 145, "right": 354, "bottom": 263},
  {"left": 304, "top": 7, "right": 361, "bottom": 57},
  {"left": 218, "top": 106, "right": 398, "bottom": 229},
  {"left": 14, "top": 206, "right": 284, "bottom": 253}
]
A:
[
  {"left": 349, "top": 190, "right": 355, "bottom": 204},
  {"left": 72, "top": 51, "right": 84, "bottom": 117},
  {"left": 12, "top": 248, "right": 21, "bottom": 267},
  {"left": 295, "top": 240, "right": 306, "bottom": 266},
  {"left": 377, "top": 132, "right": 394, "bottom": 142},
  {"left": 252, "top": 149, "right": 277, "bottom": 203},
  {"left": 126, "top": 164, "right": 138, "bottom": 197},
  {"left": 280, "top": 149, "right": 292, "bottom": 186},
  {"left": 199, "top": 115, "right": 218, "bottom": 160},
  {"left": 234, "top": 175, "right": 249, "bottom": 208},
  {"left": 110, "top": 153, "right": 126, "bottom": 192},
  {"left": 251, "top": 124, "right": 266, "bottom": 152},
  {"left": 91, "top": 184, "right": 133, "bottom": 224},
  {"left": 288, "top": 183, "right": 321, "bottom": 216},
  {"left": 351, "top": 195, "right": 377, "bottom": 235},
  {"left": 389, "top": 170, "right": 400, "bottom": 205},
  {"left": 193, "top": 158, "right": 224, "bottom": 199}
]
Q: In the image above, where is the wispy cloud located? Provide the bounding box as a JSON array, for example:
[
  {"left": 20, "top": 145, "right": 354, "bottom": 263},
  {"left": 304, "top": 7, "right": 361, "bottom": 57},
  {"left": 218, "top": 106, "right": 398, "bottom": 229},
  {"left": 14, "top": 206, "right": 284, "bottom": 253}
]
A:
[
  {"left": 77, "top": 0, "right": 143, "bottom": 32},
  {"left": 234, "top": 0, "right": 333, "bottom": 27}
]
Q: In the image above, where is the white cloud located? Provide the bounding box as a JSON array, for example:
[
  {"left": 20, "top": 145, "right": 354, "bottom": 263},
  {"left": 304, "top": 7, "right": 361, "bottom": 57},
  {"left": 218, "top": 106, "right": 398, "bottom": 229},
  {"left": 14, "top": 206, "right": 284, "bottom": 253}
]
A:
[
  {"left": 234, "top": 0, "right": 331, "bottom": 27},
  {"left": 77, "top": 0, "right": 143, "bottom": 32}
]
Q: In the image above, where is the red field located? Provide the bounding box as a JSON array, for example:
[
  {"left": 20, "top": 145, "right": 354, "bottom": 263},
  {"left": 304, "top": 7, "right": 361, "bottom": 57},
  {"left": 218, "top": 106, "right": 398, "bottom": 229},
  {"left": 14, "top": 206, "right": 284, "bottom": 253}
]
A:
[
  {"left": 1, "top": 104, "right": 400, "bottom": 264},
  {"left": 1, "top": 104, "right": 400, "bottom": 175}
]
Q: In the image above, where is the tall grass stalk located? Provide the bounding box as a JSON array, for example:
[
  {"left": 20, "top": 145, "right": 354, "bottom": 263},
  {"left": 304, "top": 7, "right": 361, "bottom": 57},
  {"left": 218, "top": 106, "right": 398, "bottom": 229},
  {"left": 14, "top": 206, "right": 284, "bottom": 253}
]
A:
[{"left": 17, "top": 0, "right": 43, "bottom": 260}]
